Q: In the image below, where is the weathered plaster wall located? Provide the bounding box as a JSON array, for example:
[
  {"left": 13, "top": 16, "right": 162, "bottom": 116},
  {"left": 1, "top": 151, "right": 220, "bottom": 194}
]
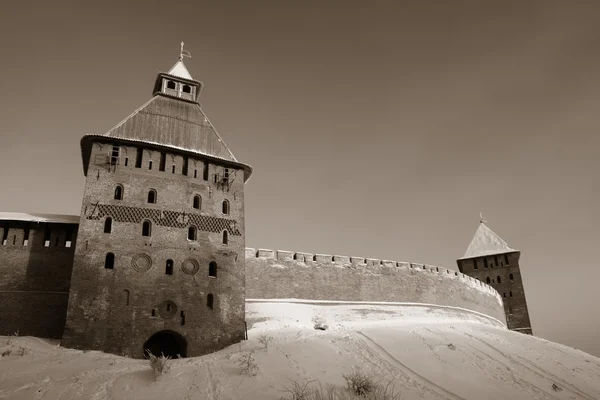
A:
[
  {"left": 0, "top": 221, "right": 77, "bottom": 338},
  {"left": 245, "top": 248, "right": 507, "bottom": 324}
]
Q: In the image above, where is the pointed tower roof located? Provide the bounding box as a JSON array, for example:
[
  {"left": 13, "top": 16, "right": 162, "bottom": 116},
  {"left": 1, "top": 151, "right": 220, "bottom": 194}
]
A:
[
  {"left": 459, "top": 220, "right": 518, "bottom": 260},
  {"left": 79, "top": 47, "right": 252, "bottom": 181},
  {"left": 167, "top": 60, "right": 193, "bottom": 80}
]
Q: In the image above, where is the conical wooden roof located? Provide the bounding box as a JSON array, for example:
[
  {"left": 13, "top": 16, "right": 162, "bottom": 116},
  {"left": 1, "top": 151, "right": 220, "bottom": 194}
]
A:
[{"left": 459, "top": 222, "right": 518, "bottom": 260}]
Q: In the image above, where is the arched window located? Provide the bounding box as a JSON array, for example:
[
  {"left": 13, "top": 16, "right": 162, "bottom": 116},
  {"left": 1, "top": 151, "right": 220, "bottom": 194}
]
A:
[
  {"left": 193, "top": 195, "right": 201, "bottom": 210},
  {"left": 105, "top": 252, "right": 115, "bottom": 269},
  {"left": 167, "top": 80, "right": 176, "bottom": 89},
  {"left": 142, "top": 220, "right": 152, "bottom": 237},
  {"left": 104, "top": 217, "right": 112, "bottom": 233},
  {"left": 222, "top": 199, "right": 230, "bottom": 215},
  {"left": 222, "top": 230, "right": 228, "bottom": 245},
  {"left": 509, "top": 273, "right": 514, "bottom": 282},
  {"left": 486, "top": 276, "right": 491, "bottom": 284},
  {"left": 114, "top": 185, "right": 123, "bottom": 200},
  {"left": 188, "top": 226, "right": 197, "bottom": 241},
  {"left": 496, "top": 276, "right": 502, "bottom": 284},
  {"left": 147, "top": 189, "right": 157, "bottom": 204},
  {"left": 165, "top": 259, "right": 173, "bottom": 275},
  {"left": 209, "top": 261, "right": 217, "bottom": 277},
  {"left": 207, "top": 293, "right": 214, "bottom": 309},
  {"left": 182, "top": 84, "right": 191, "bottom": 93}
]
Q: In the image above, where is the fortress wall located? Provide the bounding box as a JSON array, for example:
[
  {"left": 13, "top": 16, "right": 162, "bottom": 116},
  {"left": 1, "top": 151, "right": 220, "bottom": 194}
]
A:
[
  {"left": 245, "top": 248, "right": 506, "bottom": 324},
  {"left": 0, "top": 221, "right": 78, "bottom": 338}
]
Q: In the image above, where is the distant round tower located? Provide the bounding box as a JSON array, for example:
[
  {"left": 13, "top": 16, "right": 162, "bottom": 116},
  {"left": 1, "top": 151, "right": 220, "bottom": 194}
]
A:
[
  {"left": 456, "top": 218, "right": 533, "bottom": 335},
  {"left": 61, "top": 52, "right": 253, "bottom": 358}
]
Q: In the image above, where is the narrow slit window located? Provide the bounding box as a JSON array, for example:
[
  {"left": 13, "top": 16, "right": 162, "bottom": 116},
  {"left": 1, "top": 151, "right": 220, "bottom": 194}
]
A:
[
  {"left": 483, "top": 258, "right": 488, "bottom": 268},
  {"left": 473, "top": 259, "right": 478, "bottom": 270},
  {"left": 504, "top": 254, "right": 509, "bottom": 265},
  {"left": 166, "top": 259, "right": 174, "bottom": 275},
  {"left": 172, "top": 165, "right": 176, "bottom": 174},
  {"left": 142, "top": 220, "right": 152, "bottom": 237},
  {"left": 149, "top": 160, "right": 153, "bottom": 170},
  {"left": 151, "top": 309, "right": 156, "bottom": 316},
  {"left": 222, "top": 230, "right": 228, "bottom": 245},
  {"left": 65, "top": 226, "right": 73, "bottom": 248},
  {"left": 485, "top": 276, "right": 491, "bottom": 284},
  {"left": 159, "top": 152, "right": 166, "bottom": 172},
  {"left": 135, "top": 148, "right": 143, "bottom": 168},
  {"left": 105, "top": 252, "right": 115, "bottom": 269},
  {"left": 193, "top": 195, "right": 201, "bottom": 210},
  {"left": 110, "top": 145, "right": 119, "bottom": 165},
  {"left": 203, "top": 162, "right": 209, "bottom": 180},
  {"left": 194, "top": 169, "right": 197, "bottom": 178},
  {"left": 497, "top": 276, "right": 502, "bottom": 284},
  {"left": 209, "top": 261, "right": 217, "bottom": 277},
  {"left": 104, "top": 217, "right": 112, "bottom": 233},
  {"left": 23, "top": 227, "right": 30, "bottom": 246},
  {"left": 180, "top": 311, "right": 185, "bottom": 326},
  {"left": 124, "top": 157, "right": 129, "bottom": 166},
  {"left": 509, "top": 273, "right": 514, "bottom": 282},
  {"left": 510, "top": 291, "right": 513, "bottom": 297},
  {"left": 1, "top": 226, "right": 8, "bottom": 245},
  {"left": 503, "top": 292, "right": 507, "bottom": 298},
  {"left": 207, "top": 293, "right": 214, "bottom": 309},
  {"left": 147, "top": 189, "right": 157, "bottom": 204},
  {"left": 182, "top": 156, "right": 189, "bottom": 176},
  {"left": 494, "top": 256, "right": 499, "bottom": 266},
  {"left": 43, "top": 226, "right": 51, "bottom": 247},
  {"left": 124, "top": 290, "right": 130, "bottom": 305},
  {"left": 222, "top": 199, "right": 230, "bottom": 215},
  {"left": 188, "top": 226, "right": 197, "bottom": 241},
  {"left": 114, "top": 185, "right": 124, "bottom": 200}
]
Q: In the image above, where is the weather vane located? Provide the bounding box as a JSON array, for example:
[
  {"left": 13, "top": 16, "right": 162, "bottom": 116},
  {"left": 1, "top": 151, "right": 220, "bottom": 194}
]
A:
[
  {"left": 179, "top": 41, "right": 192, "bottom": 61},
  {"left": 480, "top": 212, "right": 487, "bottom": 224}
]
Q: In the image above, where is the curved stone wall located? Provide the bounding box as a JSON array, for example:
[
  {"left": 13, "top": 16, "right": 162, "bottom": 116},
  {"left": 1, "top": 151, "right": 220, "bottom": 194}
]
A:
[{"left": 245, "top": 248, "right": 506, "bottom": 324}]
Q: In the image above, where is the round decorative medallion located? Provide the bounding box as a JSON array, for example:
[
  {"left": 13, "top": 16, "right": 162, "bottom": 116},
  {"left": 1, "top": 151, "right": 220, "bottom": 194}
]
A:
[
  {"left": 157, "top": 300, "right": 177, "bottom": 319},
  {"left": 181, "top": 258, "right": 200, "bottom": 275},
  {"left": 131, "top": 253, "right": 152, "bottom": 272}
]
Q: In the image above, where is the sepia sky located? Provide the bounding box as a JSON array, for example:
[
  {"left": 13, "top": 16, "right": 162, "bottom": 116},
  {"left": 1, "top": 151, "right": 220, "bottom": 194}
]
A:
[{"left": 1, "top": 1, "right": 599, "bottom": 356}]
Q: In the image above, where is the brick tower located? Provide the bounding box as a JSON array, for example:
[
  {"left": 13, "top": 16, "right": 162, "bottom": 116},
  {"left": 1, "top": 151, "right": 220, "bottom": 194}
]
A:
[
  {"left": 456, "top": 218, "right": 533, "bottom": 335},
  {"left": 61, "top": 49, "right": 253, "bottom": 358}
]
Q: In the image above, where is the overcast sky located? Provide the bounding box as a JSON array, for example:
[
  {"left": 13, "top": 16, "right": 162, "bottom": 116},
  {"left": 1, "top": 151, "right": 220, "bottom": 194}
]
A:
[{"left": 1, "top": 1, "right": 599, "bottom": 356}]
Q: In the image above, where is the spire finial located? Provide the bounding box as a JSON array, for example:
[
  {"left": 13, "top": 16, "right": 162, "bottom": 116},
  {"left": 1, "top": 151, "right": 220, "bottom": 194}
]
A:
[
  {"left": 480, "top": 212, "right": 487, "bottom": 224},
  {"left": 179, "top": 41, "right": 191, "bottom": 61}
]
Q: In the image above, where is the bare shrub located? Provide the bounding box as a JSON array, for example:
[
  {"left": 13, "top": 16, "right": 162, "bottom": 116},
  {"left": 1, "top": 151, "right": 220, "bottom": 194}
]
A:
[
  {"left": 343, "top": 369, "right": 375, "bottom": 396},
  {"left": 2, "top": 350, "right": 11, "bottom": 357},
  {"left": 146, "top": 350, "right": 171, "bottom": 380},
  {"left": 237, "top": 351, "right": 259, "bottom": 376},
  {"left": 279, "top": 379, "right": 318, "bottom": 400},
  {"left": 279, "top": 378, "right": 401, "bottom": 400},
  {"left": 258, "top": 334, "right": 274, "bottom": 350},
  {"left": 16, "top": 347, "right": 26, "bottom": 356}
]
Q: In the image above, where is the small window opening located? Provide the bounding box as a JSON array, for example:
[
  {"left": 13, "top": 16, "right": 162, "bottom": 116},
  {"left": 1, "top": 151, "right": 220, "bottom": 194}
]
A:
[
  {"left": 497, "top": 276, "right": 502, "bottom": 284},
  {"left": 180, "top": 311, "right": 185, "bottom": 326},
  {"left": 209, "top": 261, "right": 217, "bottom": 277},
  {"left": 43, "top": 226, "right": 51, "bottom": 247},
  {"left": 194, "top": 169, "right": 197, "bottom": 178},
  {"left": 504, "top": 254, "right": 509, "bottom": 265},
  {"left": 104, "top": 217, "right": 112, "bottom": 233},
  {"left": 509, "top": 273, "right": 514, "bottom": 282},
  {"left": 182, "top": 84, "right": 191, "bottom": 93},
  {"left": 114, "top": 185, "right": 124, "bottom": 200},
  {"left": 166, "top": 259, "right": 174, "bottom": 275},
  {"left": 193, "top": 195, "right": 201, "bottom": 210},
  {"left": 167, "top": 304, "right": 171, "bottom": 312},
  {"left": 203, "top": 162, "right": 209, "bottom": 180},
  {"left": 167, "top": 80, "right": 176, "bottom": 90},
  {"left": 23, "top": 227, "right": 30, "bottom": 246},
  {"left": 483, "top": 258, "right": 489, "bottom": 268},
  {"left": 222, "top": 230, "right": 228, "bottom": 245},
  {"left": 494, "top": 256, "right": 499, "bottom": 266},
  {"left": 159, "top": 152, "right": 166, "bottom": 172},
  {"left": 485, "top": 276, "right": 491, "bottom": 284},
  {"left": 1, "top": 227, "right": 8, "bottom": 246},
  {"left": 149, "top": 160, "right": 153, "bottom": 170},
  {"left": 110, "top": 145, "right": 119, "bottom": 165},
  {"left": 510, "top": 291, "right": 513, "bottom": 297},
  {"left": 124, "top": 157, "right": 128, "bottom": 166},
  {"left": 188, "top": 226, "right": 197, "bottom": 241},
  {"left": 223, "top": 168, "right": 230, "bottom": 183},
  {"left": 135, "top": 148, "right": 143, "bottom": 168},
  {"left": 124, "top": 289, "right": 130, "bottom": 305},
  {"left": 172, "top": 165, "right": 176, "bottom": 174},
  {"left": 65, "top": 226, "right": 73, "bottom": 248},
  {"left": 473, "top": 259, "right": 478, "bottom": 270},
  {"left": 503, "top": 292, "right": 507, "bottom": 298},
  {"left": 142, "top": 220, "right": 152, "bottom": 237},
  {"left": 151, "top": 309, "right": 156, "bottom": 316},
  {"left": 207, "top": 293, "right": 214, "bottom": 309},
  {"left": 148, "top": 189, "right": 157, "bottom": 204},
  {"left": 182, "top": 156, "right": 189, "bottom": 176},
  {"left": 105, "top": 252, "right": 115, "bottom": 269},
  {"left": 222, "top": 199, "right": 230, "bottom": 215}
]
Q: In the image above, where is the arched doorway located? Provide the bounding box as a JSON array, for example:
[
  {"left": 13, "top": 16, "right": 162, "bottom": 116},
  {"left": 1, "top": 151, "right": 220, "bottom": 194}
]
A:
[{"left": 143, "top": 330, "right": 187, "bottom": 358}]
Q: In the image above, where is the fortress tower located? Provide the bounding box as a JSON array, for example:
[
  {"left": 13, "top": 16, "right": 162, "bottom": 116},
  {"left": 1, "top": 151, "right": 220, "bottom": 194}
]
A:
[
  {"left": 61, "top": 50, "right": 253, "bottom": 358},
  {"left": 456, "top": 218, "right": 533, "bottom": 335}
]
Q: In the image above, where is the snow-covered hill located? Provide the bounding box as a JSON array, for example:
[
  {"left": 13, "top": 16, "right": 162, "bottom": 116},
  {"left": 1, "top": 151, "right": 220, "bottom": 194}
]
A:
[{"left": 1, "top": 301, "right": 598, "bottom": 400}]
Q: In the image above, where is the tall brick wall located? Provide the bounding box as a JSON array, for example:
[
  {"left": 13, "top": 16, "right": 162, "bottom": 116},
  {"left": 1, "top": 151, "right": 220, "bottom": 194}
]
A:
[
  {"left": 61, "top": 140, "right": 246, "bottom": 359},
  {"left": 457, "top": 252, "right": 532, "bottom": 334},
  {"left": 0, "top": 221, "right": 77, "bottom": 338},
  {"left": 245, "top": 248, "right": 507, "bottom": 324}
]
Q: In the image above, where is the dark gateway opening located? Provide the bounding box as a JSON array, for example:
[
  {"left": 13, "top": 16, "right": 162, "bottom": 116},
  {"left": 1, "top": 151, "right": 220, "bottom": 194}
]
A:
[{"left": 143, "top": 330, "right": 187, "bottom": 358}]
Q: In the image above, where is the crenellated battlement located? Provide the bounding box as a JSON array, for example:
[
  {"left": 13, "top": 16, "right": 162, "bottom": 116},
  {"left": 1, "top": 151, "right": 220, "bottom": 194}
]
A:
[{"left": 245, "top": 247, "right": 502, "bottom": 303}]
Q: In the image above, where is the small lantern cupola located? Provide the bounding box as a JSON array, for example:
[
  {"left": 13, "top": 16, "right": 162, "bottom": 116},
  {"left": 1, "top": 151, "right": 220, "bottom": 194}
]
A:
[{"left": 153, "top": 42, "right": 203, "bottom": 102}]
